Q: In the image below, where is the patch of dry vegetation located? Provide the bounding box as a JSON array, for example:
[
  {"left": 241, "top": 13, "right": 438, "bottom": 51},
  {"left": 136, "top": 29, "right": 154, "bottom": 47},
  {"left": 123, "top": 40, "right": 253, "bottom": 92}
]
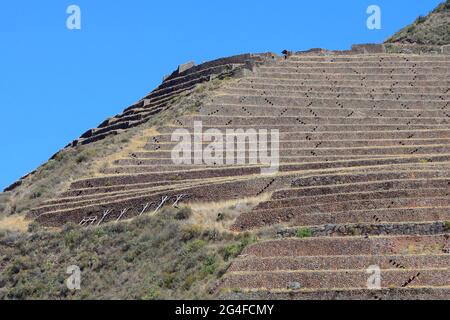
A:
[
  {"left": 187, "top": 194, "right": 271, "bottom": 233},
  {"left": 0, "top": 215, "right": 30, "bottom": 232}
]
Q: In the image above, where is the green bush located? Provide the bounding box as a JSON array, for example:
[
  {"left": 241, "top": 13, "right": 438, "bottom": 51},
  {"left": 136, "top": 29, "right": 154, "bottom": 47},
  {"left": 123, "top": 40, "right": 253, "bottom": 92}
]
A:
[
  {"left": 184, "top": 239, "right": 207, "bottom": 253},
  {"left": 27, "top": 222, "right": 41, "bottom": 233},
  {"left": 180, "top": 224, "right": 202, "bottom": 241},
  {"left": 220, "top": 235, "right": 257, "bottom": 261},
  {"left": 296, "top": 227, "right": 312, "bottom": 238},
  {"left": 415, "top": 15, "right": 427, "bottom": 24},
  {"left": 174, "top": 207, "right": 192, "bottom": 220},
  {"left": 445, "top": 221, "right": 450, "bottom": 231},
  {"left": 199, "top": 255, "right": 218, "bottom": 277},
  {"left": 221, "top": 244, "right": 241, "bottom": 261}
]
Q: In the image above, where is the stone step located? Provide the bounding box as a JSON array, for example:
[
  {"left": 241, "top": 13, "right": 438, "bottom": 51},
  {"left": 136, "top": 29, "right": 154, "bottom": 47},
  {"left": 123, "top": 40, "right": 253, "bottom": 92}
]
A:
[
  {"left": 144, "top": 139, "right": 450, "bottom": 152},
  {"left": 219, "top": 87, "right": 450, "bottom": 101},
  {"left": 199, "top": 104, "right": 449, "bottom": 118},
  {"left": 242, "top": 235, "right": 449, "bottom": 257},
  {"left": 228, "top": 254, "right": 450, "bottom": 272},
  {"left": 221, "top": 268, "right": 450, "bottom": 291},
  {"left": 287, "top": 55, "right": 450, "bottom": 62},
  {"left": 228, "top": 82, "right": 450, "bottom": 94},
  {"left": 103, "top": 157, "right": 450, "bottom": 175},
  {"left": 255, "top": 188, "right": 450, "bottom": 211},
  {"left": 264, "top": 60, "right": 450, "bottom": 68},
  {"left": 211, "top": 94, "right": 450, "bottom": 109},
  {"left": 117, "top": 153, "right": 450, "bottom": 165},
  {"left": 56, "top": 179, "right": 197, "bottom": 200},
  {"left": 221, "top": 287, "right": 450, "bottom": 300},
  {"left": 272, "top": 178, "right": 450, "bottom": 199},
  {"left": 280, "top": 221, "right": 449, "bottom": 237},
  {"left": 135, "top": 145, "right": 450, "bottom": 159},
  {"left": 161, "top": 125, "right": 450, "bottom": 136},
  {"left": 114, "top": 156, "right": 450, "bottom": 175},
  {"left": 142, "top": 129, "right": 450, "bottom": 144},
  {"left": 257, "top": 66, "right": 450, "bottom": 75},
  {"left": 242, "top": 77, "right": 450, "bottom": 87},
  {"left": 232, "top": 197, "right": 450, "bottom": 230},
  {"left": 35, "top": 179, "right": 209, "bottom": 213},
  {"left": 252, "top": 71, "right": 447, "bottom": 81},
  {"left": 177, "top": 115, "right": 450, "bottom": 126},
  {"left": 291, "top": 169, "right": 450, "bottom": 188},
  {"left": 284, "top": 208, "right": 450, "bottom": 227}
]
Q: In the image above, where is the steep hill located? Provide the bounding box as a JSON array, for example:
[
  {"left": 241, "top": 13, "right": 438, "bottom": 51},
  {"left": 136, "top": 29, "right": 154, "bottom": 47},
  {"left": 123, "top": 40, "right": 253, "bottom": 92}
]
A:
[
  {"left": 1, "top": 2, "right": 449, "bottom": 300},
  {"left": 386, "top": 0, "right": 450, "bottom": 45}
]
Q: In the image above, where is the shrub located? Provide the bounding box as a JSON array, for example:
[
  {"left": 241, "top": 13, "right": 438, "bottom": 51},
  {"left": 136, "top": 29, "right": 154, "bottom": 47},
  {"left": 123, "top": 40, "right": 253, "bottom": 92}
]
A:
[
  {"left": 27, "top": 222, "right": 40, "bottom": 233},
  {"left": 221, "top": 244, "right": 241, "bottom": 261},
  {"left": 180, "top": 224, "right": 202, "bottom": 241},
  {"left": 296, "top": 227, "right": 312, "bottom": 238},
  {"left": 184, "top": 239, "right": 207, "bottom": 253},
  {"left": 220, "top": 235, "right": 257, "bottom": 261},
  {"left": 174, "top": 207, "right": 192, "bottom": 220},
  {"left": 75, "top": 154, "right": 87, "bottom": 163},
  {"left": 29, "top": 191, "right": 43, "bottom": 200},
  {"left": 63, "top": 230, "right": 82, "bottom": 248},
  {"left": 143, "top": 287, "right": 160, "bottom": 300},
  {"left": 199, "top": 255, "right": 217, "bottom": 277},
  {"left": 445, "top": 221, "right": 450, "bottom": 231},
  {"left": 416, "top": 15, "right": 427, "bottom": 24}
]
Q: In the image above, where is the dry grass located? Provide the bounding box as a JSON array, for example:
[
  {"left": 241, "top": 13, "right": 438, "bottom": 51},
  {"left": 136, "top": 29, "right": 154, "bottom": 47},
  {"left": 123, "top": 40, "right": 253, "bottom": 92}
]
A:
[
  {"left": 91, "top": 127, "right": 161, "bottom": 177},
  {"left": 0, "top": 215, "right": 30, "bottom": 232},
  {"left": 187, "top": 194, "right": 271, "bottom": 232}
]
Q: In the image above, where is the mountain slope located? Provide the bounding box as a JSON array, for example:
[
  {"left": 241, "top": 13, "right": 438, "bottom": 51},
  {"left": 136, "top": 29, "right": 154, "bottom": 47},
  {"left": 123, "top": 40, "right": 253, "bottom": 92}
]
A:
[
  {"left": 0, "top": 2, "right": 449, "bottom": 300},
  {"left": 386, "top": 0, "right": 450, "bottom": 45}
]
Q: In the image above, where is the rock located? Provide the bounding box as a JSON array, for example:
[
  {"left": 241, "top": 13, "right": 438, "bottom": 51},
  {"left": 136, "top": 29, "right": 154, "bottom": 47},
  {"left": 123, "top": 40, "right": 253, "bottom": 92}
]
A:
[
  {"left": 178, "top": 61, "right": 195, "bottom": 74},
  {"left": 288, "top": 282, "right": 301, "bottom": 290}
]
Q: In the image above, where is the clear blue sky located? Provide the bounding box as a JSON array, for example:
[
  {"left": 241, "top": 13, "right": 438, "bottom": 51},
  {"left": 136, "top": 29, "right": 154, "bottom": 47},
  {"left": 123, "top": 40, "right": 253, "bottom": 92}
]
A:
[{"left": 0, "top": 0, "right": 443, "bottom": 190}]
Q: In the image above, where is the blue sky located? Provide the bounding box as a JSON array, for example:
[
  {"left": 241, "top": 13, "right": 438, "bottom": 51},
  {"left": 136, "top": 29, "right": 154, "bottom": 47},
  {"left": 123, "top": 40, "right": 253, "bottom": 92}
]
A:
[{"left": 0, "top": 0, "right": 443, "bottom": 190}]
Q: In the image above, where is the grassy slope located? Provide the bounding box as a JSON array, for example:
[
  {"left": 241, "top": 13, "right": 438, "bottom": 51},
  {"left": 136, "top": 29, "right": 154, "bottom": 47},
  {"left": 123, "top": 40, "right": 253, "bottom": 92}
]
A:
[
  {"left": 386, "top": 0, "right": 450, "bottom": 45},
  {"left": 0, "top": 207, "right": 256, "bottom": 299}
]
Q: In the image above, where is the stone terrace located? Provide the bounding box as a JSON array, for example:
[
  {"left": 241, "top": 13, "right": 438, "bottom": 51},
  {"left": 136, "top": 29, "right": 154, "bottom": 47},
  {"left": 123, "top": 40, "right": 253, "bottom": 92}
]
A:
[{"left": 27, "top": 45, "right": 450, "bottom": 299}]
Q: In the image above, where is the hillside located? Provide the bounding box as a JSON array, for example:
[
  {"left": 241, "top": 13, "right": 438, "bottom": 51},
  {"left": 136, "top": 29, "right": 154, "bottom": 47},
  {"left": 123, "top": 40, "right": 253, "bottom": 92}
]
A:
[
  {"left": 0, "top": 208, "right": 257, "bottom": 299},
  {"left": 1, "top": 2, "right": 450, "bottom": 300},
  {"left": 386, "top": 0, "right": 450, "bottom": 45}
]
